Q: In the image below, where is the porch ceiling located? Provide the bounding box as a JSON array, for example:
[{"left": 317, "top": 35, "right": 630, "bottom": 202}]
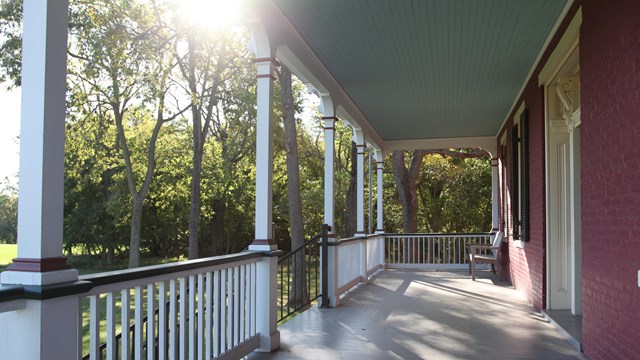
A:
[{"left": 266, "top": 0, "right": 568, "bottom": 143}]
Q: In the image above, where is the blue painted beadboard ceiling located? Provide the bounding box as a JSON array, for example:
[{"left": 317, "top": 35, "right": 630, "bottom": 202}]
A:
[{"left": 273, "top": 0, "right": 567, "bottom": 141}]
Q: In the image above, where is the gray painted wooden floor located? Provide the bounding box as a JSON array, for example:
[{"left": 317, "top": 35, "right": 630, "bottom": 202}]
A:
[{"left": 249, "top": 270, "right": 585, "bottom": 360}]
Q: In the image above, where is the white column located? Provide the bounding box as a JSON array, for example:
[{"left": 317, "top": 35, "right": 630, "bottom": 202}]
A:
[
  {"left": 322, "top": 115, "right": 340, "bottom": 306},
  {"left": 254, "top": 255, "right": 280, "bottom": 351},
  {"left": 248, "top": 57, "right": 280, "bottom": 351},
  {"left": 1, "top": 0, "right": 77, "bottom": 286},
  {"left": 322, "top": 116, "right": 336, "bottom": 238},
  {"left": 249, "top": 57, "right": 278, "bottom": 252},
  {"left": 491, "top": 157, "right": 500, "bottom": 232},
  {"left": 374, "top": 149, "right": 384, "bottom": 234},
  {"left": 353, "top": 128, "right": 366, "bottom": 236},
  {"left": 0, "top": 2, "right": 81, "bottom": 359}
]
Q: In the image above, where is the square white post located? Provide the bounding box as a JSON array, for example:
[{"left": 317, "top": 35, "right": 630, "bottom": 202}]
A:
[
  {"left": 1, "top": 0, "right": 77, "bottom": 286},
  {"left": 491, "top": 157, "right": 500, "bottom": 231},
  {"left": 249, "top": 57, "right": 278, "bottom": 251},
  {"left": 322, "top": 116, "right": 336, "bottom": 238},
  {"left": 322, "top": 115, "right": 340, "bottom": 306},
  {"left": 248, "top": 56, "right": 280, "bottom": 351},
  {"left": 353, "top": 128, "right": 366, "bottom": 236},
  {"left": 254, "top": 254, "right": 280, "bottom": 351},
  {"left": 374, "top": 149, "right": 385, "bottom": 234}
]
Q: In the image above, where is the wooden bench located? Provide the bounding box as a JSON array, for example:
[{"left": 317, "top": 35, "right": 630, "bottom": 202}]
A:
[{"left": 469, "top": 231, "right": 503, "bottom": 281}]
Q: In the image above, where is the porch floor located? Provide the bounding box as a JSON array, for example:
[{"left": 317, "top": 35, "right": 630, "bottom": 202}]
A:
[{"left": 250, "top": 269, "right": 585, "bottom": 359}]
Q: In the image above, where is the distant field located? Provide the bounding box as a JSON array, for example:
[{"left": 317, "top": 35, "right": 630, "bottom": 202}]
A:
[{"left": 0, "top": 244, "right": 17, "bottom": 270}]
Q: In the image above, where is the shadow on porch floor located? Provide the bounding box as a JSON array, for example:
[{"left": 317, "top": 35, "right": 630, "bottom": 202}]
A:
[{"left": 249, "top": 270, "right": 585, "bottom": 360}]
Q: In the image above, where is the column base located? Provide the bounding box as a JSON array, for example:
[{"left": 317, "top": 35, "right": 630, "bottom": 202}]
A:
[
  {"left": 375, "top": 229, "right": 385, "bottom": 234},
  {"left": 354, "top": 232, "right": 367, "bottom": 237},
  {"left": 249, "top": 241, "right": 277, "bottom": 252},
  {"left": 1, "top": 268, "right": 78, "bottom": 286},
  {"left": 256, "top": 329, "right": 280, "bottom": 352}
]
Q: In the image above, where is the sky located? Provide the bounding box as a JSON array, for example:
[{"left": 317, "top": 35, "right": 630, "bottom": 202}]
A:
[{"left": 0, "top": 83, "right": 20, "bottom": 188}]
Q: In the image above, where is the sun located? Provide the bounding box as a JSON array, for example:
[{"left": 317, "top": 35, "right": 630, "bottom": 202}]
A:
[{"left": 178, "top": 0, "right": 242, "bottom": 32}]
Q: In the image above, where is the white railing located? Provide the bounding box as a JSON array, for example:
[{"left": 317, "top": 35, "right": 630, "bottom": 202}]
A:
[
  {"left": 79, "top": 251, "right": 262, "bottom": 360},
  {"left": 334, "top": 235, "right": 384, "bottom": 299},
  {"left": 384, "top": 233, "right": 492, "bottom": 269}
]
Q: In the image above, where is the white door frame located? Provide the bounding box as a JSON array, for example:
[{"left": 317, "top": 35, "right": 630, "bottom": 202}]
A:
[{"left": 543, "top": 37, "right": 582, "bottom": 314}]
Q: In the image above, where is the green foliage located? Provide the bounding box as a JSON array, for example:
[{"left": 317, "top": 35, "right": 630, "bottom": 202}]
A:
[
  {"left": 0, "top": 180, "right": 17, "bottom": 244},
  {"left": 383, "top": 154, "right": 491, "bottom": 233},
  {"left": 0, "top": 0, "right": 492, "bottom": 267},
  {"left": 0, "top": 0, "right": 22, "bottom": 87}
]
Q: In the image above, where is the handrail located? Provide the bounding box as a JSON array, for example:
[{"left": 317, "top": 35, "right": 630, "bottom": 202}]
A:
[
  {"left": 384, "top": 232, "right": 492, "bottom": 236},
  {"left": 277, "top": 227, "right": 327, "bottom": 322},
  {"left": 333, "top": 233, "right": 380, "bottom": 245},
  {"left": 80, "top": 251, "right": 262, "bottom": 286},
  {"left": 279, "top": 234, "right": 322, "bottom": 262}
]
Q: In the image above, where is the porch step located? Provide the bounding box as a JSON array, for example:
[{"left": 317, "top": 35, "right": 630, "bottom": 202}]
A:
[{"left": 543, "top": 309, "right": 583, "bottom": 353}]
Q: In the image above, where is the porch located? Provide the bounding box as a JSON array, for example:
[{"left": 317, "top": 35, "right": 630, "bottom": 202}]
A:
[{"left": 252, "top": 270, "right": 584, "bottom": 360}]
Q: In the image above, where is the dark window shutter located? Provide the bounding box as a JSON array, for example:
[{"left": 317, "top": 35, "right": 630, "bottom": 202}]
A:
[
  {"left": 520, "top": 109, "right": 530, "bottom": 241},
  {"left": 509, "top": 124, "right": 519, "bottom": 239}
]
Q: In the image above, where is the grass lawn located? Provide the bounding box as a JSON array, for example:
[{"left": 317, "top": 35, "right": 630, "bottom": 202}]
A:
[{"left": 0, "top": 244, "right": 17, "bottom": 272}]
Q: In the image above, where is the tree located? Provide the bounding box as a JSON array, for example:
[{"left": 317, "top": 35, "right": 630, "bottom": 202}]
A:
[
  {"left": 393, "top": 149, "right": 488, "bottom": 233},
  {"left": 68, "top": 0, "right": 186, "bottom": 267},
  {"left": 0, "top": 179, "right": 17, "bottom": 244},
  {"left": 280, "top": 65, "right": 308, "bottom": 307},
  {"left": 0, "top": 0, "right": 22, "bottom": 87},
  {"left": 157, "top": 4, "right": 256, "bottom": 258}
]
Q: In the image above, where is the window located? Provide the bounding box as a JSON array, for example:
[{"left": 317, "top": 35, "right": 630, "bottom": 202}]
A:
[{"left": 510, "top": 107, "right": 529, "bottom": 242}]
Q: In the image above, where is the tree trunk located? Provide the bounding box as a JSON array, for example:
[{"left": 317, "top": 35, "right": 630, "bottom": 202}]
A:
[
  {"left": 128, "top": 196, "right": 144, "bottom": 268},
  {"left": 345, "top": 141, "right": 357, "bottom": 237},
  {"left": 188, "top": 139, "right": 203, "bottom": 259},
  {"left": 187, "top": 37, "right": 203, "bottom": 260},
  {"left": 210, "top": 198, "right": 225, "bottom": 256},
  {"left": 281, "top": 65, "right": 309, "bottom": 308},
  {"left": 393, "top": 150, "right": 425, "bottom": 262},
  {"left": 392, "top": 151, "right": 422, "bottom": 233}
]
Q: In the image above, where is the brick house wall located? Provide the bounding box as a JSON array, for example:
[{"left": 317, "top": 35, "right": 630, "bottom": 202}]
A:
[
  {"left": 580, "top": 0, "right": 640, "bottom": 358},
  {"left": 498, "top": 79, "right": 546, "bottom": 311},
  {"left": 498, "top": 3, "right": 581, "bottom": 311}
]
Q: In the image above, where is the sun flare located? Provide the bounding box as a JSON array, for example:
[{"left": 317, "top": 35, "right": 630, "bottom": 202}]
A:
[{"left": 179, "top": 0, "right": 242, "bottom": 32}]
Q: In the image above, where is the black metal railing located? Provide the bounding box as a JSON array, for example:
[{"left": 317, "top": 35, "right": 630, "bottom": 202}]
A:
[{"left": 277, "top": 224, "right": 329, "bottom": 322}]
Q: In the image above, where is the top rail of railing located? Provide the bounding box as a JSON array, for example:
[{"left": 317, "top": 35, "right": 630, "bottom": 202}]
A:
[
  {"left": 384, "top": 232, "right": 492, "bottom": 237},
  {"left": 0, "top": 250, "right": 266, "bottom": 306}
]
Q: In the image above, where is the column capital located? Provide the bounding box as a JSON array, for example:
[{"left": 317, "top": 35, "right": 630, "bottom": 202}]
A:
[
  {"left": 255, "top": 57, "right": 278, "bottom": 80},
  {"left": 322, "top": 116, "right": 337, "bottom": 129}
]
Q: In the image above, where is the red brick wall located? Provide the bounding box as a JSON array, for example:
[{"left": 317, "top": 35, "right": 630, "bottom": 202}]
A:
[
  {"left": 498, "top": 3, "right": 581, "bottom": 311},
  {"left": 500, "top": 80, "right": 546, "bottom": 311},
  {"left": 580, "top": 0, "right": 640, "bottom": 358}
]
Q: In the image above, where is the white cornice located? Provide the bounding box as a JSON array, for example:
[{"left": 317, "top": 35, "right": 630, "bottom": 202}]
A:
[{"left": 384, "top": 136, "right": 497, "bottom": 157}]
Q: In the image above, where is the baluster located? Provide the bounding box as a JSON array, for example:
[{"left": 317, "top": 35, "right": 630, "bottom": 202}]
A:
[
  {"left": 233, "top": 266, "right": 240, "bottom": 347},
  {"left": 213, "top": 270, "right": 220, "bottom": 357},
  {"left": 158, "top": 282, "right": 167, "bottom": 360},
  {"left": 89, "top": 295, "right": 101, "bottom": 360},
  {"left": 147, "top": 283, "right": 155, "bottom": 360},
  {"left": 197, "top": 274, "right": 204, "bottom": 360},
  {"left": 133, "top": 286, "right": 143, "bottom": 360},
  {"left": 227, "top": 267, "right": 234, "bottom": 349},
  {"left": 179, "top": 278, "right": 187, "bottom": 360},
  {"left": 220, "top": 268, "right": 227, "bottom": 353},
  {"left": 169, "top": 279, "right": 177, "bottom": 360},
  {"left": 121, "top": 289, "right": 131, "bottom": 360},
  {"left": 205, "top": 272, "right": 212, "bottom": 360},
  {"left": 239, "top": 264, "right": 246, "bottom": 342},
  {"left": 104, "top": 292, "right": 116, "bottom": 360},
  {"left": 189, "top": 275, "right": 196, "bottom": 360},
  {"left": 250, "top": 262, "right": 257, "bottom": 336}
]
